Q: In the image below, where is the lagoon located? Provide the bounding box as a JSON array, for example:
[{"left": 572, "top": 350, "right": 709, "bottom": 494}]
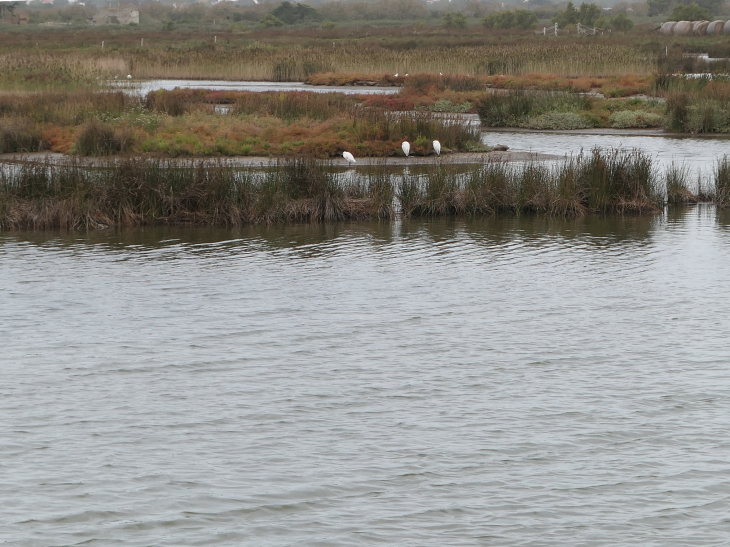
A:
[{"left": 3, "top": 209, "right": 730, "bottom": 545}]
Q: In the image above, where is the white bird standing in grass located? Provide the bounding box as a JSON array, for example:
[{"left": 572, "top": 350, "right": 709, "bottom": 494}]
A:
[
  {"left": 433, "top": 140, "right": 441, "bottom": 156},
  {"left": 343, "top": 151, "right": 356, "bottom": 164},
  {"left": 127, "top": 75, "right": 132, "bottom": 79},
  {"left": 401, "top": 141, "right": 410, "bottom": 157}
]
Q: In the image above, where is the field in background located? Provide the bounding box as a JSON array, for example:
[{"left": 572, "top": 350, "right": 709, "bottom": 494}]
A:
[{"left": 0, "top": 26, "right": 699, "bottom": 90}]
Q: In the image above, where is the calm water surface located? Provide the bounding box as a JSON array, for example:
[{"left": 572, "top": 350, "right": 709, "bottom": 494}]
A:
[
  {"left": 112, "top": 80, "right": 399, "bottom": 95},
  {"left": 3, "top": 208, "right": 730, "bottom": 546},
  {"left": 484, "top": 130, "right": 730, "bottom": 177}
]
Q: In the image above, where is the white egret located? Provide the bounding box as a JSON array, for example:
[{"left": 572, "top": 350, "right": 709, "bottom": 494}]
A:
[
  {"left": 433, "top": 140, "right": 441, "bottom": 156},
  {"left": 343, "top": 151, "right": 356, "bottom": 164},
  {"left": 401, "top": 141, "right": 410, "bottom": 157},
  {"left": 127, "top": 74, "right": 132, "bottom": 79},
  {"left": 394, "top": 73, "right": 399, "bottom": 77}
]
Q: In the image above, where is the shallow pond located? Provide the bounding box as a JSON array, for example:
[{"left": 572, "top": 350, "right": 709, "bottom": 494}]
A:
[
  {"left": 483, "top": 129, "right": 730, "bottom": 180},
  {"left": 3, "top": 207, "right": 730, "bottom": 546},
  {"left": 111, "top": 79, "right": 399, "bottom": 95}
]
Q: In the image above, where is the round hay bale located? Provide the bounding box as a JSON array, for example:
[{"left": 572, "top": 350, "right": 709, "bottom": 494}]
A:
[
  {"left": 660, "top": 21, "right": 676, "bottom": 35},
  {"left": 707, "top": 20, "right": 725, "bottom": 34},
  {"left": 693, "top": 20, "right": 710, "bottom": 35},
  {"left": 674, "top": 21, "right": 693, "bottom": 35},
  {"left": 724, "top": 20, "right": 730, "bottom": 34}
]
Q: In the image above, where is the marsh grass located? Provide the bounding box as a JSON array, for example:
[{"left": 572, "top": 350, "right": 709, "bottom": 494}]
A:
[
  {"left": 714, "top": 155, "right": 730, "bottom": 206},
  {"left": 232, "top": 91, "right": 359, "bottom": 122},
  {"left": 665, "top": 162, "right": 697, "bottom": 204},
  {"left": 0, "top": 157, "right": 398, "bottom": 229},
  {"left": 0, "top": 119, "right": 44, "bottom": 154},
  {"left": 0, "top": 149, "right": 679, "bottom": 230},
  {"left": 398, "top": 149, "right": 661, "bottom": 217},
  {"left": 74, "top": 119, "right": 132, "bottom": 156},
  {"left": 476, "top": 92, "right": 592, "bottom": 128},
  {"left": 0, "top": 37, "right": 657, "bottom": 91},
  {"left": 353, "top": 109, "right": 481, "bottom": 154}
]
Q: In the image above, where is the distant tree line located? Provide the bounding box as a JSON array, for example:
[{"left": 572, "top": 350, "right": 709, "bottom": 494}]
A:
[
  {"left": 482, "top": 9, "right": 538, "bottom": 30},
  {"left": 647, "top": 0, "right": 722, "bottom": 17},
  {"left": 552, "top": 2, "right": 634, "bottom": 31},
  {"left": 10, "top": 0, "right": 645, "bottom": 32}
]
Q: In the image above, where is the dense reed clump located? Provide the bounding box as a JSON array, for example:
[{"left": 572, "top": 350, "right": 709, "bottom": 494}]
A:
[
  {"left": 399, "top": 149, "right": 662, "bottom": 217},
  {"left": 714, "top": 155, "right": 730, "bottom": 206},
  {"left": 657, "top": 78, "right": 730, "bottom": 134},
  {"left": 476, "top": 92, "right": 594, "bottom": 129},
  {"left": 0, "top": 157, "right": 396, "bottom": 230},
  {"left": 0, "top": 119, "right": 45, "bottom": 154},
  {"left": 665, "top": 162, "right": 697, "bottom": 204},
  {"left": 74, "top": 119, "right": 133, "bottom": 156},
  {"left": 352, "top": 109, "right": 483, "bottom": 155}
]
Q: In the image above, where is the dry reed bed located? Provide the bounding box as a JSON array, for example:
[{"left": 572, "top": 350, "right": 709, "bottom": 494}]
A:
[
  {"left": 0, "top": 40, "right": 657, "bottom": 90},
  {"left": 3, "top": 149, "right": 715, "bottom": 230}
]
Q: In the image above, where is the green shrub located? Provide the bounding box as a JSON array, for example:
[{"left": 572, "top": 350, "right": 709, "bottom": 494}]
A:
[
  {"left": 609, "top": 110, "right": 663, "bottom": 128},
  {"left": 430, "top": 99, "right": 472, "bottom": 113},
  {"left": 259, "top": 14, "right": 284, "bottom": 28},
  {"left": 482, "top": 9, "right": 536, "bottom": 29},
  {"left": 271, "top": 1, "right": 322, "bottom": 25},
  {"left": 443, "top": 13, "right": 467, "bottom": 29},
  {"left": 666, "top": 93, "right": 689, "bottom": 132},
  {"left": 611, "top": 13, "right": 634, "bottom": 31},
  {"left": 685, "top": 101, "right": 730, "bottom": 133},
  {"left": 670, "top": 2, "right": 709, "bottom": 20},
  {"left": 525, "top": 112, "right": 592, "bottom": 130}
]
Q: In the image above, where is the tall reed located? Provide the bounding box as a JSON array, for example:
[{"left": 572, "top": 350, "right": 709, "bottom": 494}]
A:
[
  {"left": 397, "top": 149, "right": 661, "bottom": 217},
  {"left": 0, "top": 157, "right": 394, "bottom": 229},
  {"left": 714, "top": 155, "right": 730, "bottom": 206},
  {"left": 0, "top": 149, "right": 670, "bottom": 230},
  {"left": 665, "top": 162, "right": 696, "bottom": 204}
]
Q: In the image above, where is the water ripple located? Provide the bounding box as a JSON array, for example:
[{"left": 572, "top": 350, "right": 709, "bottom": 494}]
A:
[{"left": 2, "top": 209, "right": 730, "bottom": 546}]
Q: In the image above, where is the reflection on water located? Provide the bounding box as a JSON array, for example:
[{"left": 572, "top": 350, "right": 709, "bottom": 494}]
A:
[{"left": 3, "top": 207, "right": 730, "bottom": 546}]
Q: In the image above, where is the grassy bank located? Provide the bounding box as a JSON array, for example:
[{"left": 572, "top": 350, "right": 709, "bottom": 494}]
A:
[
  {"left": 475, "top": 75, "right": 730, "bottom": 134},
  {"left": 0, "top": 148, "right": 684, "bottom": 230},
  {"left": 0, "top": 88, "right": 484, "bottom": 157}
]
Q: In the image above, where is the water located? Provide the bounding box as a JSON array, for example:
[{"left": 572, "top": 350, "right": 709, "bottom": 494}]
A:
[
  {"left": 484, "top": 129, "right": 730, "bottom": 178},
  {"left": 3, "top": 208, "right": 730, "bottom": 546},
  {"left": 111, "top": 80, "right": 399, "bottom": 95}
]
